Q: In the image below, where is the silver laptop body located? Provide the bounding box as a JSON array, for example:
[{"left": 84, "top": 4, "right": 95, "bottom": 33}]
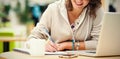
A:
[{"left": 79, "top": 12, "right": 120, "bottom": 57}]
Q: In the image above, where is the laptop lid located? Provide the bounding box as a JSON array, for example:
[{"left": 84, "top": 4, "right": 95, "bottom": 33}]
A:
[{"left": 96, "top": 12, "right": 120, "bottom": 56}]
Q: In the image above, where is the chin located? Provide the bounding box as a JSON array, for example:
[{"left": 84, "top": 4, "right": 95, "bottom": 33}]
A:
[{"left": 76, "top": 5, "right": 84, "bottom": 9}]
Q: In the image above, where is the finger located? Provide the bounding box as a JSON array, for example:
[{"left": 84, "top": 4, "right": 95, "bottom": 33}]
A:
[
  {"left": 46, "top": 45, "right": 57, "bottom": 52},
  {"left": 49, "top": 43, "right": 58, "bottom": 51},
  {"left": 56, "top": 44, "right": 60, "bottom": 50},
  {"left": 45, "top": 42, "right": 57, "bottom": 52},
  {"left": 49, "top": 41, "right": 58, "bottom": 50},
  {"left": 57, "top": 44, "right": 64, "bottom": 51}
]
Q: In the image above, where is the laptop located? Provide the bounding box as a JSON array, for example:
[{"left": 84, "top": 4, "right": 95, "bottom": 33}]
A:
[{"left": 78, "top": 12, "right": 120, "bottom": 57}]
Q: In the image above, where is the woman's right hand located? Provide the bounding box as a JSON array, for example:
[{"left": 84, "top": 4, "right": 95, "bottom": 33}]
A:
[{"left": 45, "top": 40, "right": 57, "bottom": 52}]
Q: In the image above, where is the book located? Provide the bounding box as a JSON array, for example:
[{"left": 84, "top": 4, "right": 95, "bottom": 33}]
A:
[{"left": 13, "top": 48, "right": 76, "bottom": 55}]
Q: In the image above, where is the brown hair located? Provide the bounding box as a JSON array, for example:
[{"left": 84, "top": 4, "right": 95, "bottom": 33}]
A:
[{"left": 65, "top": 0, "right": 102, "bottom": 18}]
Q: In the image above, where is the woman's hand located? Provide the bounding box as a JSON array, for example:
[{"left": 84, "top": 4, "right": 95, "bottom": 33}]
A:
[
  {"left": 45, "top": 41, "right": 85, "bottom": 51},
  {"left": 57, "top": 42, "right": 72, "bottom": 51},
  {"left": 45, "top": 40, "right": 57, "bottom": 52},
  {"left": 57, "top": 41, "right": 86, "bottom": 51}
]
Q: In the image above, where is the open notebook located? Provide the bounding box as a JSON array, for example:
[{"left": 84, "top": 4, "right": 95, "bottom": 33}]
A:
[{"left": 13, "top": 48, "right": 77, "bottom": 55}]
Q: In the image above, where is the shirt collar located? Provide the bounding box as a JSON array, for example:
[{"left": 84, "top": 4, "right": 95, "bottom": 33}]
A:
[
  {"left": 74, "top": 8, "right": 87, "bottom": 30},
  {"left": 59, "top": 0, "right": 87, "bottom": 27},
  {"left": 59, "top": 0, "right": 69, "bottom": 24}
]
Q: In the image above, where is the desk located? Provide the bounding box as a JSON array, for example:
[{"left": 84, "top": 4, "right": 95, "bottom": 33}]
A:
[
  {"left": 0, "top": 51, "right": 120, "bottom": 59},
  {"left": 0, "top": 37, "right": 26, "bottom": 52},
  {"left": 0, "top": 37, "right": 26, "bottom": 42}
]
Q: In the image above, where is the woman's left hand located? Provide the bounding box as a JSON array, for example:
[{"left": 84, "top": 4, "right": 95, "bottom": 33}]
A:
[{"left": 57, "top": 42, "right": 72, "bottom": 51}]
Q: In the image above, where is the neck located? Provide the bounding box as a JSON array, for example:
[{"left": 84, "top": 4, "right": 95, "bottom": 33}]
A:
[
  {"left": 69, "top": 8, "right": 83, "bottom": 18},
  {"left": 67, "top": 8, "right": 84, "bottom": 24}
]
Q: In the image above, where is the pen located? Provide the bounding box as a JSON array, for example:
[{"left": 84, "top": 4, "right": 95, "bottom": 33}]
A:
[
  {"left": 43, "top": 27, "right": 58, "bottom": 51},
  {"left": 43, "top": 27, "right": 55, "bottom": 43}
]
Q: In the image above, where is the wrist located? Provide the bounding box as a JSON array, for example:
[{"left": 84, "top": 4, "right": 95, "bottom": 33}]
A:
[
  {"left": 74, "top": 41, "right": 86, "bottom": 50},
  {"left": 75, "top": 41, "right": 80, "bottom": 50},
  {"left": 80, "top": 42, "right": 86, "bottom": 50},
  {"left": 62, "top": 42, "right": 73, "bottom": 50}
]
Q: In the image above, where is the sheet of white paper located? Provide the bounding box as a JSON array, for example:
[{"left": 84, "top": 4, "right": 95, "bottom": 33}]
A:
[{"left": 13, "top": 48, "right": 75, "bottom": 55}]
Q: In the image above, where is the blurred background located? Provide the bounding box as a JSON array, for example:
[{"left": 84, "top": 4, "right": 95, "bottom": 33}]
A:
[
  {"left": 0, "top": 0, "right": 120, "bottom": 53},
  {"left": 0, "top": 0, "right": 57, "bottom": 53}
]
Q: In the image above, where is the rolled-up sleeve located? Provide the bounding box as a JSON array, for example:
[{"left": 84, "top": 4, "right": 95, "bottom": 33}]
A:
[{"left": 85, "top": 7, "right": 104, "bottom": 50}]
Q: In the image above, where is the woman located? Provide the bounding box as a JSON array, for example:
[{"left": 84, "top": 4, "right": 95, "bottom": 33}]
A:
[{"left": 27, "top": 0, "right": 104, "bottom": 52}]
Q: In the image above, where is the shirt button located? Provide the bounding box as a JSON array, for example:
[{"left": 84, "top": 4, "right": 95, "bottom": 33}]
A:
[{"left": 71, "top": 25, "right": 75, "bottom": 29}]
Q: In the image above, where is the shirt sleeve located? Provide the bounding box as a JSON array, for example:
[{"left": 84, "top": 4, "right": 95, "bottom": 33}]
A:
[{"left": 85, "top": 7, "right": 104, "bottom": 50}]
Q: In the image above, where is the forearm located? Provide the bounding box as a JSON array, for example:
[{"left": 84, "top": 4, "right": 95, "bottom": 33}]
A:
[{"left": 58, "top": 41, "right": 86, "bottom": 51}]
